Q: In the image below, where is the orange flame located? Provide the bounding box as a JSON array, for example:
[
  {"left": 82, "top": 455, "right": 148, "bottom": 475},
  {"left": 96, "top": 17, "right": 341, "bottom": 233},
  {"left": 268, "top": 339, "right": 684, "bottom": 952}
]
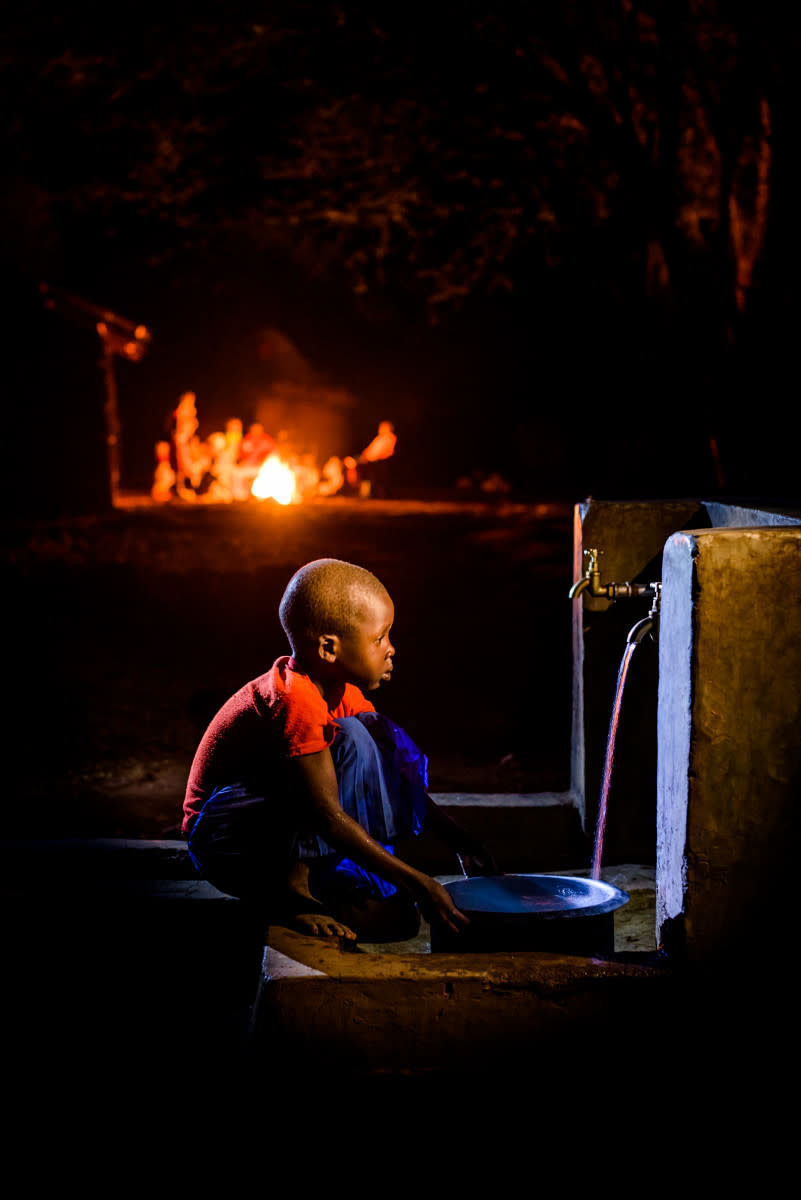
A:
[{"left": 251, "top": 454, "right": 297, "bottom": 506}]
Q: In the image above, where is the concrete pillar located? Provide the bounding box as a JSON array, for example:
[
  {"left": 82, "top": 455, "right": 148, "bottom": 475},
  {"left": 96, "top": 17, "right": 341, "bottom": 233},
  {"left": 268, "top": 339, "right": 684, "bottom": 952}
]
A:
[{"left": 657, "top": 525, "right": 801, "bottom": 963}]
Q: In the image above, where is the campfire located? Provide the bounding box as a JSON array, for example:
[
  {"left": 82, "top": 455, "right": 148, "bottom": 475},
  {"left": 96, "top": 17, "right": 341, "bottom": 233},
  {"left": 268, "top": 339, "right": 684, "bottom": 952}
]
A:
[
  {"left": 250, "top": 454, "right": 298, "bottom": 506},
  {"left": 151, "top": 392, "right": 374, "bottom": 505}
]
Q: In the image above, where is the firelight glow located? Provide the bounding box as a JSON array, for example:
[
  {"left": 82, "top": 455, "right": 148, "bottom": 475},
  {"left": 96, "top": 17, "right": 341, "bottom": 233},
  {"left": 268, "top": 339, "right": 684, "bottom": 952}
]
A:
[{"left": 251, "top": 454, "right": 297, "bottom": 505}]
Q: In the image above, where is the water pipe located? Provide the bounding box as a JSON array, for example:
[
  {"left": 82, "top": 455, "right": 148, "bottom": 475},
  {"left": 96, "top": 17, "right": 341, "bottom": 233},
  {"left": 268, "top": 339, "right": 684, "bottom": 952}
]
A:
[{"left": 570, "top": 547, "right": 659, "bottom": 602}]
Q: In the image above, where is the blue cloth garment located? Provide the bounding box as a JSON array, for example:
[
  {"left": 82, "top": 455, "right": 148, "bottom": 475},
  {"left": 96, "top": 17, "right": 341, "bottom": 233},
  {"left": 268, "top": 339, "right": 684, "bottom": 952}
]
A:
[{"left": 187, "top": 712, "right": 429, "bottom": 906}]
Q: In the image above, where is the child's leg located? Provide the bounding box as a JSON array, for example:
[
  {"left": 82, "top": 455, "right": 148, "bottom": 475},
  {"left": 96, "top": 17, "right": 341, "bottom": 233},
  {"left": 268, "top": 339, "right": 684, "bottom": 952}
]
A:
[
  {"left": 188, "top": 715, "right": 431, "bottom": 940},
  {"left": 326, "top": 713, "right": 429, "bottom": 843},
  {"left": 187, "top": 782, "right": 294, "bottom": 909},
  {"left": 329, "top": 889, "right": 421, "bottom": 942},
  {"left": 303, "top": 849, "right": 421, "bottom": 941},
  {"left": 187, "top": 786, "right": 364, "bottom": 938},
  {"left": 295, "top": 715, "right": 429, "bottom": 940}
]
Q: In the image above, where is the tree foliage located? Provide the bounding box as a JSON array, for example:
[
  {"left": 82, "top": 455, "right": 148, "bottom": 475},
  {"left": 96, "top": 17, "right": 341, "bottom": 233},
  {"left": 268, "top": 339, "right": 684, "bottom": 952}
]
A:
[{"left": 2, "top": 0, "right": 797, "bottom": 334}]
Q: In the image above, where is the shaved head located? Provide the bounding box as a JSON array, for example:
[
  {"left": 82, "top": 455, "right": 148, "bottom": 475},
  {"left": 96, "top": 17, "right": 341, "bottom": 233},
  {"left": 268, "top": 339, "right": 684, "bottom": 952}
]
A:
[{"left": 279, "top": 558, "right": 390, "bottom": 655}]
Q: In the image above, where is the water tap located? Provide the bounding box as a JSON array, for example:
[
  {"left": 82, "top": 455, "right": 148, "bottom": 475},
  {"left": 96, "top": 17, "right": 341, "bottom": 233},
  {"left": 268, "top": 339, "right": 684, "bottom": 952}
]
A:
[
  {"left": 626, "top": 582, "right": 662, "bottom": 644},
  {"left": 569, "top": 547, "right": 658, "bottom": 602}
]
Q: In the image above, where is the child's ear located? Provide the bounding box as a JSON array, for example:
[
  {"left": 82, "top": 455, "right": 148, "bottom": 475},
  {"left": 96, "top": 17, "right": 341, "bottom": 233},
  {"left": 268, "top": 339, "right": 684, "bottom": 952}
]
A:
[{"left": 317, "top": 634, "right": 339, "bottom": 663}]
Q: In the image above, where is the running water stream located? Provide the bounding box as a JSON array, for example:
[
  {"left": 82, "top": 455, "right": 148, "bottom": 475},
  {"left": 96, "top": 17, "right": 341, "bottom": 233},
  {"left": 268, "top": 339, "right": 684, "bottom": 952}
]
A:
[
  {"left": 590, "top": 640, "right": 639, "bottom": 880},
  {"left": 591, "top": 583, "right": 660, "bottom": 880}
]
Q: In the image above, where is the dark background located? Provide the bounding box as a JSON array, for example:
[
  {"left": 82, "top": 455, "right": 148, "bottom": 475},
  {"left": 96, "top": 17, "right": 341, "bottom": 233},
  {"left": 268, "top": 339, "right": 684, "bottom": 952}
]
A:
[{"left": 3, "top": 3, "right": 800, "bottom": 517}]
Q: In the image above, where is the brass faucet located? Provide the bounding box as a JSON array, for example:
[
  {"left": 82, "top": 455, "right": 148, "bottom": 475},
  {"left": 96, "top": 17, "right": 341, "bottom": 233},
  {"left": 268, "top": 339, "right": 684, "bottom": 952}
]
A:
[
  {"left": 626, "top": 582, "right": 662, "bottom": 644},
  {"left": 569, "top": 547, "right": 658, "bottom": 601}
]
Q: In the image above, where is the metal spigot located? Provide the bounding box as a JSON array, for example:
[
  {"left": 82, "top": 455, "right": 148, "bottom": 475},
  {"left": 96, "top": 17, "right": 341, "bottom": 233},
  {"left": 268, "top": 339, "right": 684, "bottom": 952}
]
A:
[
  {"left": 626, "top": 582, "right": 662, "bottom": 644},
  {"left": 568, "top": 576, "right": 591, "bottom": 599},
  {"left": 569, "top": 547, "right": 603, "bottom": 599},
  {"left": 569, "top": 547, "right": 658, "bottom": 602}
]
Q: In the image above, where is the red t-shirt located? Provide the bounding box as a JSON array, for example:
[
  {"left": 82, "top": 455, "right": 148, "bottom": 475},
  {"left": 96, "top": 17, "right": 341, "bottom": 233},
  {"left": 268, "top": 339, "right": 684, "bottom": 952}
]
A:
[{"left": 182, "top": 656, "right": 375, "bottom": 834}]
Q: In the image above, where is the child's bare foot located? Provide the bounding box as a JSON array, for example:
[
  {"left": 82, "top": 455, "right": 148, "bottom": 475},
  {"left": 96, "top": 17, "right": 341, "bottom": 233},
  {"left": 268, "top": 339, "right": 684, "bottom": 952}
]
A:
[{"left": 291, "top": 911, "right": 357, "bottom": 940}]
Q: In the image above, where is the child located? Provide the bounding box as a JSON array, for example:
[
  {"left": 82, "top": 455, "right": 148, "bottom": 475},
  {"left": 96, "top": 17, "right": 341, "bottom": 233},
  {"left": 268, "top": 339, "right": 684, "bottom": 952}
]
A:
[
  {"left": 150, "top": 441, "right": 176, "bottom": 503},
  {"left": 183, "top": 558, "right": 497, "bottom": 942}
]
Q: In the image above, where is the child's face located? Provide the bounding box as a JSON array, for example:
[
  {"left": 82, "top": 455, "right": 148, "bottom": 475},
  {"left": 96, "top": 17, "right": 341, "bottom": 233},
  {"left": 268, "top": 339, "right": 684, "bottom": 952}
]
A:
[{"left": 335, "top": 591, "right": 395, "bottom": 692}]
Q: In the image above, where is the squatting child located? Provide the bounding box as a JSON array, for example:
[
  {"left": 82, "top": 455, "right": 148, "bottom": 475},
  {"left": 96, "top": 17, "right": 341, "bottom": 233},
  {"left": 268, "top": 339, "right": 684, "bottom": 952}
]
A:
[{"left": 183, "top": 557, "right": 497, "bottom": 941}]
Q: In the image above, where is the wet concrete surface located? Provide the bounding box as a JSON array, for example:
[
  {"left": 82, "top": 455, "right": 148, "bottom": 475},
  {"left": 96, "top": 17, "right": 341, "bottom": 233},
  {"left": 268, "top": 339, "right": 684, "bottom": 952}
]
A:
[{"left": 355, "top": 864, "right": 658, "bottom": 956}]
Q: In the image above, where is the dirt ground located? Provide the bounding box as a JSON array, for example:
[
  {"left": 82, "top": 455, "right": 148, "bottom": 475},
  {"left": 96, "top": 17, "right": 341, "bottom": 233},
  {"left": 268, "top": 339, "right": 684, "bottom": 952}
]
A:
[{"left": 3, "top": 493, "right": 576, "bottom": 840}]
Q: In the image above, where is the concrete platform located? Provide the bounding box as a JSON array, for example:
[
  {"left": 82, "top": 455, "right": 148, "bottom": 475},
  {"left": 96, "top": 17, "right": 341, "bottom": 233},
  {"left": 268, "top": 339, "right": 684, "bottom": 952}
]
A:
[
  {"left": 250, "top": 863, "right": 673, "bottom": 1082},
  {"left": 5, "top": 834, "right": 778, "bottom": 1103},
  {"left": 1, "top": 837, "right": 667, "bottom": 1081}
]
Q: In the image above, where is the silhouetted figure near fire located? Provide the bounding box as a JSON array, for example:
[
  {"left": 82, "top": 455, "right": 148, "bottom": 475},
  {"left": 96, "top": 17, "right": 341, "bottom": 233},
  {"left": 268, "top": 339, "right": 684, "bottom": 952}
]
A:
[
  {"left": 201, "top": 432, "right": 234, "bottom": 502},
  {"left": 173, "top": 391, "right": 199, "bottom": 497},
  {"left": 342, "top": 455, "right": 360, "bottom": 496},
  {"left": 358, "top": 420, "right": 396, "bottom": 498},
  {"left": 209, "top": 418, "right": 240, "bottom": 499},
  {"left": 293, "top": 452, "right": 320, "bottom": 499},
  {"left": 318, "top": 455, "right": 345, "bottom": 496},
  {"left": 225, "top": 417, "right": 243, "bottom": 458},
  {"left": 240, "top": 421, "right": 275, "bottom": 466},
  {"left": 151, "top": 441, "right": 176, "bottom": 503}
]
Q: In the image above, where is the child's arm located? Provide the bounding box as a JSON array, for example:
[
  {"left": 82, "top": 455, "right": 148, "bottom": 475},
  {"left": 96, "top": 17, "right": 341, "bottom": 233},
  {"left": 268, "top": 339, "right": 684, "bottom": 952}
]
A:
[{"left": 291, "top": 749, "right": 470, "bottom": 934}]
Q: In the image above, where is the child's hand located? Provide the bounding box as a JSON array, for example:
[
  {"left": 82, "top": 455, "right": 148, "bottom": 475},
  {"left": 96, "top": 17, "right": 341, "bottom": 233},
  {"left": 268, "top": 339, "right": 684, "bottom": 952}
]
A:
[
  {"left": 291, "top": 912, "right": 358, "bottom": 940},
  {"left": 416, "top": 877, "right": 470, "bottom": 934}
]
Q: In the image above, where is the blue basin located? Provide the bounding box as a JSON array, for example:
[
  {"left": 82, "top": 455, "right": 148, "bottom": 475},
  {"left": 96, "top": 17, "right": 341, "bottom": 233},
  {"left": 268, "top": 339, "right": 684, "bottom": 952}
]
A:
[{"left": 430, "top": 874, "right": 630, "bottom": 955}]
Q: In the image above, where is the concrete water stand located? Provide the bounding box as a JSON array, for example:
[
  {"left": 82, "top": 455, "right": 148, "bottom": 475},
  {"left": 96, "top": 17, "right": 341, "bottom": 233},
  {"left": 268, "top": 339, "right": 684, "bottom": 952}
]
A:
[{"left": 250, "top": 864, "right": 672, "bottom": 1080}]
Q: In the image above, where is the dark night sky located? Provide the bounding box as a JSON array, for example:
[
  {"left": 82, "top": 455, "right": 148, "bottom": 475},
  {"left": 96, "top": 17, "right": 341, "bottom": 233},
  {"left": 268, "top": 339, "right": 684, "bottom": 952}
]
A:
[{"left": 3, "top": 5, "right": 800, "bottom": 514}]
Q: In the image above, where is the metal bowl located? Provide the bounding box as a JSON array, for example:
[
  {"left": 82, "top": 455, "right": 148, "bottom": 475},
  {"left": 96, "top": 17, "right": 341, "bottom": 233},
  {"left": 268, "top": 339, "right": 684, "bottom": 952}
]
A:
[{"left": 430, "top": 873, "right": 630, "bottom": 955}]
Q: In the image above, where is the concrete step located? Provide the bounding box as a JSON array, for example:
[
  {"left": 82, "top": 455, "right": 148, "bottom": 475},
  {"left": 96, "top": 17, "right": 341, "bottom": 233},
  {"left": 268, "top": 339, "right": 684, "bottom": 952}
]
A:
[
  {"left": 422, "top": 790, "right": 592, "bottom": 873},
  {"left": 1, "top": 823, "right": 658, "bottom": 1093},
  {"left": 0, "top": 791, "right": 597, "bottom": 898}
]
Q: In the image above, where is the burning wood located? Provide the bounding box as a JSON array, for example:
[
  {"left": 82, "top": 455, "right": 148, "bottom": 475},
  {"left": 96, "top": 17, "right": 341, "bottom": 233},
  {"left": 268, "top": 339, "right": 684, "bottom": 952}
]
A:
[
  {"left": 251, "top": 453, "right": 297, "bottom": 505},
  {"left": 152, "top": 393, "right": 380, "bottom": 504}
]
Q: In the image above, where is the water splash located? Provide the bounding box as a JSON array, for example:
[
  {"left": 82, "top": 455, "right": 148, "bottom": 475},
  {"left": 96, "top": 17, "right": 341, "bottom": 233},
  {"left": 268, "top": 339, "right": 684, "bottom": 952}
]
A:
[{"left": 591, "top": 640, "right": 638, "bottom": 880}]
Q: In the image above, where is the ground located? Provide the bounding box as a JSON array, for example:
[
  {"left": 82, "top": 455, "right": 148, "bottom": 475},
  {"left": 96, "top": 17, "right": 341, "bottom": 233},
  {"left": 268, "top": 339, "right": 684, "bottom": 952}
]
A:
[{"left": 3, "top": 492, "right": 576, "bottom": 839}]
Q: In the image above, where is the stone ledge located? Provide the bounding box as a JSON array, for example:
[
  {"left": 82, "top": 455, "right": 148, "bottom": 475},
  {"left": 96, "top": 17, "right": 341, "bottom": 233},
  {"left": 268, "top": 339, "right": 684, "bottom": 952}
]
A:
[
  {"left": 429, "top": 791, "right": 577, "bottom": 807},
  {"left": 250, "top": 921, "right": 672, "bottom": 1078}
]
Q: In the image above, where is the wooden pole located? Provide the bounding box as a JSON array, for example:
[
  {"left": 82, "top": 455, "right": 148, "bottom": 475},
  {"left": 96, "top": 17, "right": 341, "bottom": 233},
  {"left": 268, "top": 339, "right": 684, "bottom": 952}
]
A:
[{"left": 100, "top": 343, "right": 120, "bottom": 505}]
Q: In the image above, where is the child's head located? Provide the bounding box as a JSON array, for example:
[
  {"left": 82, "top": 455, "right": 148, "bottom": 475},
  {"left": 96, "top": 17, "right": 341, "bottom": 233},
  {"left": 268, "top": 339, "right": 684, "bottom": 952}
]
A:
[{"left": 279, "top": 558, "right": 395, "bottom": 691}]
